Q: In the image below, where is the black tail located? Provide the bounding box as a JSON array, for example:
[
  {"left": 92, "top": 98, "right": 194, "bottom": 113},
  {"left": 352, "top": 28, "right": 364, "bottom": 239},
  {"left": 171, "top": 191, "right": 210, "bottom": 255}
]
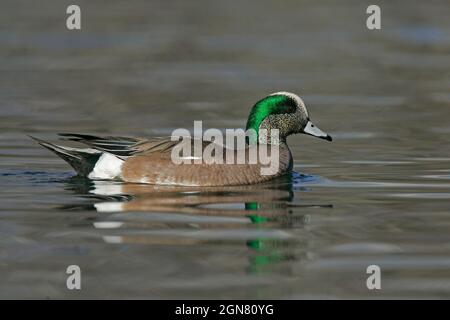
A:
[{"left": 29, "top": 135, "right": 101, "bottom": 176}]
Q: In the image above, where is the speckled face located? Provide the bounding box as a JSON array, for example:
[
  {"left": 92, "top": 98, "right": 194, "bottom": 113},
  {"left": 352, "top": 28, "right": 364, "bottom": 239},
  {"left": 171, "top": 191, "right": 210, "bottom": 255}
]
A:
[{"left": 246, "top": 92, "right": 332, "bottom": 144}]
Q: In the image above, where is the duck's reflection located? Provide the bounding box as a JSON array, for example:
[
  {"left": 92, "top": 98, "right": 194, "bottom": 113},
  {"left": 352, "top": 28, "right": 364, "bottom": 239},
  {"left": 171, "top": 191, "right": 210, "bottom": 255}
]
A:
[{"left": 62, "top": 173, "right": 332, "bottom": 273}]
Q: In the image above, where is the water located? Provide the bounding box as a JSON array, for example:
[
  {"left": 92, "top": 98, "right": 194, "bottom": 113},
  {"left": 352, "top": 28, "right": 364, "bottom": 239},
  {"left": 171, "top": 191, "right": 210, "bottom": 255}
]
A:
[{"left": 1, "top": 0, "right": 450, "bottom": 298}]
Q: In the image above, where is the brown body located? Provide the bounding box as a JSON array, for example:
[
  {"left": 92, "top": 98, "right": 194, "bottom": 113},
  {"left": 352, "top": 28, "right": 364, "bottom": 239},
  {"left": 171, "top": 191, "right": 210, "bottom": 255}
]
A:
[{"left": 121, "top": 142, "right": 293, "bottom": 186}]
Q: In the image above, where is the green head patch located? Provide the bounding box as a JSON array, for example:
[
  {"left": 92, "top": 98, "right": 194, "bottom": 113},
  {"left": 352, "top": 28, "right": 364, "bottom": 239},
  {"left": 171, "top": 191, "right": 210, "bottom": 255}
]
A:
[{"left": 245, "top": 94, "right": 298, "bottom": 144}]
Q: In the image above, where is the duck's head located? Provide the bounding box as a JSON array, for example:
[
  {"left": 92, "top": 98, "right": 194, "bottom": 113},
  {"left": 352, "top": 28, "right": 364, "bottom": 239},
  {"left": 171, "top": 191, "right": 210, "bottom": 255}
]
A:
[{"left": 245, "top": 91, "right": 332, "bottom": 144}]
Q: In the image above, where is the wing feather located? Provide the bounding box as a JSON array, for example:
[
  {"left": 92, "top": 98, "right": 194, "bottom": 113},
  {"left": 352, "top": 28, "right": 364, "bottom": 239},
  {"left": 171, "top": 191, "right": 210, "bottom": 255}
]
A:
[{"left": 58, "top": 133, "right": 195, "bottom": 157}]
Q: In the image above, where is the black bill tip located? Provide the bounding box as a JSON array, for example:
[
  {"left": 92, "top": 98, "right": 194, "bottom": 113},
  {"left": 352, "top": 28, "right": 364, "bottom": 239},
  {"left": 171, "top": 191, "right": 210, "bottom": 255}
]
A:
[{"left": 323, "top": 135, "right": 333, "bottom": 142}]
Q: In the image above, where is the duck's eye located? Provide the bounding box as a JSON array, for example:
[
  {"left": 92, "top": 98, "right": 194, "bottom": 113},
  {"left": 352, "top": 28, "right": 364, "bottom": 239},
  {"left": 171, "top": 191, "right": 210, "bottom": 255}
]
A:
[{"left": 311, "top": 124, "right": 314, "bottom": 127}]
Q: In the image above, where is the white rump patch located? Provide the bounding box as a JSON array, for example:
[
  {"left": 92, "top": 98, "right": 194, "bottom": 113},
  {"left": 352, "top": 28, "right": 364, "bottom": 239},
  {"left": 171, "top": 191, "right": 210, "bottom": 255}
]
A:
[{"left": 88, "top": 153, "right": 123, "bottom": 180}]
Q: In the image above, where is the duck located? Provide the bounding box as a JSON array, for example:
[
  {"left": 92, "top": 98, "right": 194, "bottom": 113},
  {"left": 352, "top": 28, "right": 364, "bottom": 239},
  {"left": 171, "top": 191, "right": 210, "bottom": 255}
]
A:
[{"left": 30, "top": 92, "right": 332, "bottom": 186}]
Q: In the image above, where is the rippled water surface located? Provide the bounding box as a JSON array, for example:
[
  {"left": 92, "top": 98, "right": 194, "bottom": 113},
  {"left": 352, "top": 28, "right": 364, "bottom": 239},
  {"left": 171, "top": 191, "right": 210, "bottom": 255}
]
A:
[{"left": 1, "top": 0, "right": 450, "bottom": 298}]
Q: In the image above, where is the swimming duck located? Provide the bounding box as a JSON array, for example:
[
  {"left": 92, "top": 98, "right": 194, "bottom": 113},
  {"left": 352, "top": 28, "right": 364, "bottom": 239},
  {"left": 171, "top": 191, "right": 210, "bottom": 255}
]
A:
[{"left": 30, "top": 92, "right": 332, "bottom": 186}]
